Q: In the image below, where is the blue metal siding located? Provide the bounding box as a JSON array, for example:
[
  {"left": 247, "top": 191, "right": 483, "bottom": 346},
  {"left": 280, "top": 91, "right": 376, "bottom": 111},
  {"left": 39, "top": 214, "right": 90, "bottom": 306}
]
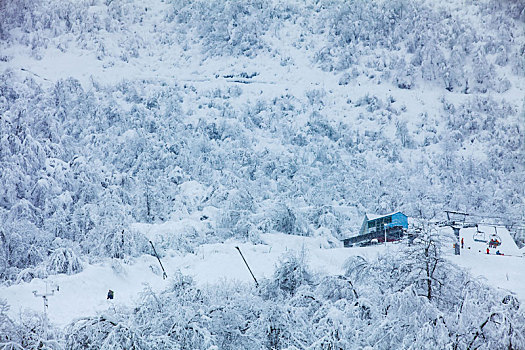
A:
[{"left": 385, "top": 212, "right": 408, "bottom": 229}]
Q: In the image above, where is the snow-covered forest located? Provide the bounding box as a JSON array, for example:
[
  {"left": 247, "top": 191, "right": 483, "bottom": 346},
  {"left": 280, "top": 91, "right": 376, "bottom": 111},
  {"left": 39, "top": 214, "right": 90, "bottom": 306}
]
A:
[
  {"left": 0, "top": 0, "right": 524, "bottom": 347},
  {"left": 4, "top": 233, "right": 525, "bottom": 349}
]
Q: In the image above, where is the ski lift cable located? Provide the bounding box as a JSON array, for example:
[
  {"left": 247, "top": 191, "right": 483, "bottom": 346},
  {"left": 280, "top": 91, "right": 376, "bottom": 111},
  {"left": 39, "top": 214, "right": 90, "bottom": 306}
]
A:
[
  {"left": 463, "top": 221, "right": 525, "bottom": 229},
  {"left": 414, "top": 217, "right": 525, "bottom": 228},
  {"left": 443, "top": 210, "right": 523, "bottom": 222},
  {"left": 446, "top": 211, "right": 524, "bottom": 226},
  {"left": 417, "top": 211, "right": 525, "bottom": 229}
]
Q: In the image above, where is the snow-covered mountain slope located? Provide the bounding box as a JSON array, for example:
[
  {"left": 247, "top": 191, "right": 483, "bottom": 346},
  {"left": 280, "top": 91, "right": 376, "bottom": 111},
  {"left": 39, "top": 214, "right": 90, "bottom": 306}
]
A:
[
  {"left": 1, "top": 0, "right": 524, "bottom": 286},
  {"left": 2, "top": 226, "right": 523, "bottom": 328},
  {"left": 0, "top": 0, "right": 524, "bottom": 345},
  {"left": 0, "top": 232, "right": 356, "bottom": 327}
]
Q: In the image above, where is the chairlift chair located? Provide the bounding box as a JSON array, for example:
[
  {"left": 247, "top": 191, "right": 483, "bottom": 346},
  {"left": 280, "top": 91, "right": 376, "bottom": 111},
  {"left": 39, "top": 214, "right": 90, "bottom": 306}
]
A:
[
  {"left": 488, "top": 235, "right": 502, "bottom": 248},
  {"left": 473, "top": 224, "right": 487, "bottom": 243},
  {"left": 492, "top": 226, "right": 502, "bottom": 244},
  {"left": 489, "top": 227, "right": 502, "bottom": 247}
]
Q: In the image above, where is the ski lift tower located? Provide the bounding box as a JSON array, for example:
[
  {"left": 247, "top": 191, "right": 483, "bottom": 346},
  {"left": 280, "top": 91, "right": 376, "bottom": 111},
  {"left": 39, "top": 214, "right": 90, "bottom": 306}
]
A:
[
  {"left": 444, "top": 210, "right": 470, "bottom": 255},
  {"left": 32, "top": 281, "right": 59, "bottom": 340}
]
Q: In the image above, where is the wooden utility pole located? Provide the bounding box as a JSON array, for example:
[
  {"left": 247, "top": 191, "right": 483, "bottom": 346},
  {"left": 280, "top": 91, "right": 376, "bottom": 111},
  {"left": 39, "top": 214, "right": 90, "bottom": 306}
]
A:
[
  {"left": 149, "top": 241, "right": 167, "bottom": 279},
  {"left": 235, "top": 246, "right": 259, "bottom": 287}
]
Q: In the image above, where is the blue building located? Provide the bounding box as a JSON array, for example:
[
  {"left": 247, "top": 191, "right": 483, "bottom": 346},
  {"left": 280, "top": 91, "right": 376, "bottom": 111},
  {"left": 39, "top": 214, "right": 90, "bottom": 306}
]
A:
[{"left": 344, "top": 212, "right": 409, "bottom": 247}]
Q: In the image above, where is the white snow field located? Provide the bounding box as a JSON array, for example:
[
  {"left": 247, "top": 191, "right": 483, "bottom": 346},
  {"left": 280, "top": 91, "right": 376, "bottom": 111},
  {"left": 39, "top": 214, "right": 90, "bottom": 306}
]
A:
[
  {"left": 455, "top": 224, "right": 521, "bottom": 256},
  {"left": 1, "top": 225, "right": 523, "bottom": 327},
  {"left": 448, "top": 225, "right": 525, "bottom": 305}
]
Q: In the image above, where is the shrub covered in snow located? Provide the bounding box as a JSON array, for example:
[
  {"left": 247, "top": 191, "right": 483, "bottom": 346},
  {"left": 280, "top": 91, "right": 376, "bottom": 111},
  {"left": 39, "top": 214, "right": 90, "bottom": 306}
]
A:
[
  {"left": 3, "top": 241, "right": 516, "bottom": 348},
  {"left": 45, "top": 247, "right": 83, "bottom": 275}
]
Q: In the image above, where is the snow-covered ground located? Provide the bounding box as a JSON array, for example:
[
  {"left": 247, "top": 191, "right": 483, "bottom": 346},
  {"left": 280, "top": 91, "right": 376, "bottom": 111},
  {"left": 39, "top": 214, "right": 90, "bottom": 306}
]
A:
[
  {"left": 448, "top": 225, "right": 525, "bottom": 304},
  {"left": 2, "top": 225, "right": 523, "bottom": 328}
]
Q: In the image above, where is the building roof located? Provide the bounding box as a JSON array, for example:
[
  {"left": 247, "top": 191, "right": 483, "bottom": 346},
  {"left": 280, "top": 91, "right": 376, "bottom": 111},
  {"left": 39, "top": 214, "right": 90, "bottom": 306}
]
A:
[{"left": 366, "top": 211, "right": 405, "bottom": 221}]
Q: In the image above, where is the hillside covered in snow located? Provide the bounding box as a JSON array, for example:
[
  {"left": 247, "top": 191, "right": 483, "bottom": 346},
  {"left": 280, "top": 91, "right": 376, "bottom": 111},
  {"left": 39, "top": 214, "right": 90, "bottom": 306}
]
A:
[{"left": 0, "top": 0, "right": 524, "bottom": 347}]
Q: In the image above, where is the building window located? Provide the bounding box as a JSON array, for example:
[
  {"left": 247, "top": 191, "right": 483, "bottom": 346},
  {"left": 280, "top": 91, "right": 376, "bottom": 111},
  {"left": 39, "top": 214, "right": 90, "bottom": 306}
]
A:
[{"left": 368, "top": 216, "right": 392, "bottom": 228}]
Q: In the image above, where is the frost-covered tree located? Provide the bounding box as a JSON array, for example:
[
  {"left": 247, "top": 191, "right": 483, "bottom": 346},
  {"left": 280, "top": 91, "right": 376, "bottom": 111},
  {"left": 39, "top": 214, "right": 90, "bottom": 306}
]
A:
[
  {"left": 44, "top": 247, "right": 83, "bottom": 275},
  {"left": 261, "top": 250, "right": 313, "bottom": 298}
]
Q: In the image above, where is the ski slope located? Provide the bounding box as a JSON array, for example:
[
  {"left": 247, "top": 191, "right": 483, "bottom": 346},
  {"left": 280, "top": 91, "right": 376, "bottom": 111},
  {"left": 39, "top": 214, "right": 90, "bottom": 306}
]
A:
[
  {"left": 456, "top": 225, "right": 521, "bottom": 256},
  {"left": 1, "top": 227, "right": 523, "bottom": 328},
  {"left": 447, "top": 225, "right": 525, "bottom": 304}
]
